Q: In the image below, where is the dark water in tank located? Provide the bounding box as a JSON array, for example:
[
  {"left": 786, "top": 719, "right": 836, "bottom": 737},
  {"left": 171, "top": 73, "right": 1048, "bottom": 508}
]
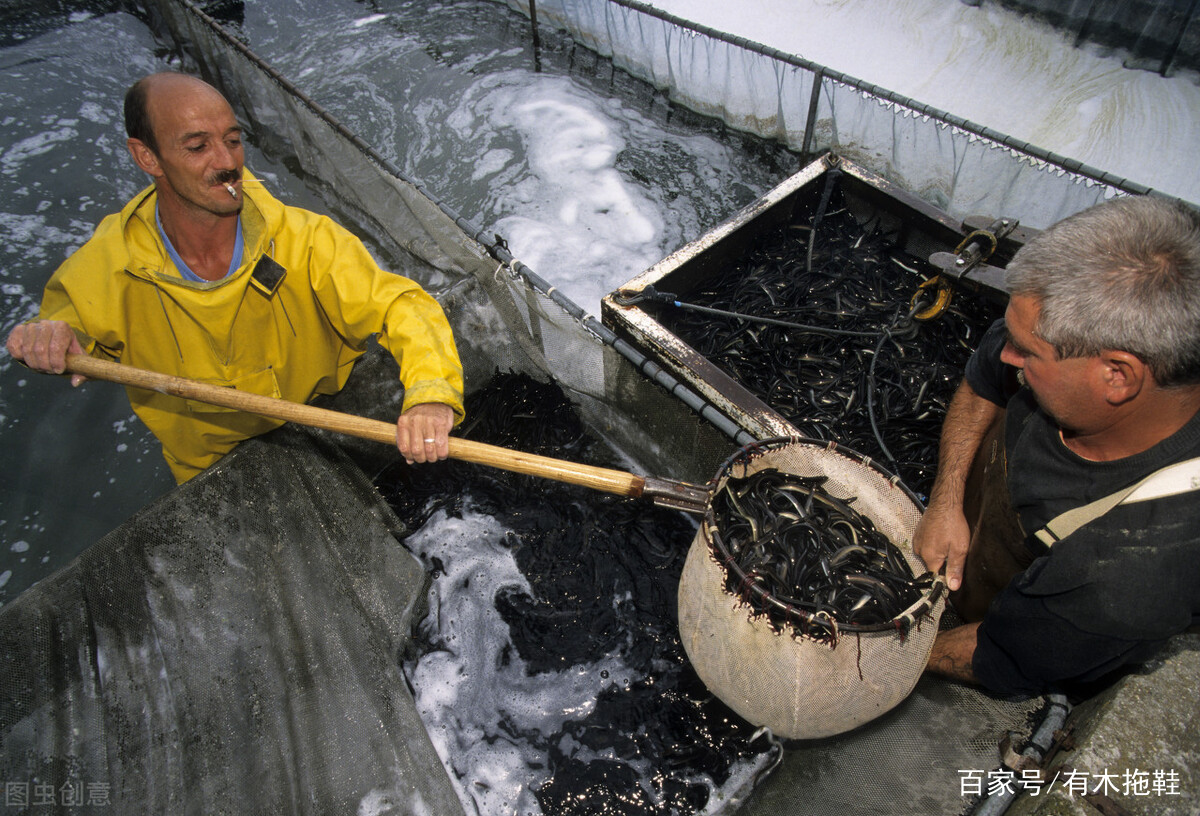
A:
[
  {"left": 376, "top": 372, "right": 774, "bottom": 815},
  {"left": 224, "top": 0, "right": 796, "bottom": 307},
  {"left": 0, "top": 0, "right": 796, "bottom": 605}
]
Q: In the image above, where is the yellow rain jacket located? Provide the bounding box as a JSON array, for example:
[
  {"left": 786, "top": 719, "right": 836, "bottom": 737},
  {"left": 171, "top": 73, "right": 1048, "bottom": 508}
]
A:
[{"left": 37, "top": 172, "right": 465, "bottom": 482}]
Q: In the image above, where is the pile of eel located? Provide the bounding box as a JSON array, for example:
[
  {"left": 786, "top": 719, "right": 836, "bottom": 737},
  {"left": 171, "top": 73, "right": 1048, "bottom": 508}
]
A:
[
  {"left": 655, "top": 182, "right": 1001, "bottom": 498},
  {"left": 710, "top": 468, "right": 933, "bottom": 630}
]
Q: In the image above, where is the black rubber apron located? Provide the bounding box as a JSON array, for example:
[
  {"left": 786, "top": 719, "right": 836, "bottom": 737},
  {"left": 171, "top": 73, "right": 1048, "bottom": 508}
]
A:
[
  {"left": 949, "top": 413, "right": 1035, "bottom": 622},
  {"left": 948, "top": 414, "right": 1200, "bottom": 625}
]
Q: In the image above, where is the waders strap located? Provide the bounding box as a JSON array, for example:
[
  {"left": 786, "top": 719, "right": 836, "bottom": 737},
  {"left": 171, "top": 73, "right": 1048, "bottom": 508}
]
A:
[{"left": 1033, "top": 456, "right": 1200, "bottom": 546}]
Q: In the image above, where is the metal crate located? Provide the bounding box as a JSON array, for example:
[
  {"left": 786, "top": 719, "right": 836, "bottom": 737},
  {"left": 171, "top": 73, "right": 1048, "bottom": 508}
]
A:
[{"left": 601, "top": 152, "right": 1023, "bottom": 443}]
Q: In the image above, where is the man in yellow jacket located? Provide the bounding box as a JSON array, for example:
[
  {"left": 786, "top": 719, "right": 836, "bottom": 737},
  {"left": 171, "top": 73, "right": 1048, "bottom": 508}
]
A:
[{"left": 5, "top": 72, "right": 464, "bottom": 483}]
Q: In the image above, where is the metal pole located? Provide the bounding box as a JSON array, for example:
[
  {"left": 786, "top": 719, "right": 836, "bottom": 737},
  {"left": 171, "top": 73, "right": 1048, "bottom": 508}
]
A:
[
  {"left": 800, "top": 68, "right": 824, "bottom": 159},
  {"left": 530, "top": 0, "right": 542, "bottom": 71}
]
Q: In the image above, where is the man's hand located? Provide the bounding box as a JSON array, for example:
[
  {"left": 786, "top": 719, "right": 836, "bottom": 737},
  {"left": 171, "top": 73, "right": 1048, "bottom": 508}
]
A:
[
  {"left": 914, "top": 500, "right": 971, "bottom": 591},
  {"left": 914, "top": 379, "right": 1002, "bottom": 592},
  {"left": 396, "top": 402, "right": 455, "bottom": 464},
  {"left": 5, "top": 320, "right": 88, "bottom": 386}
]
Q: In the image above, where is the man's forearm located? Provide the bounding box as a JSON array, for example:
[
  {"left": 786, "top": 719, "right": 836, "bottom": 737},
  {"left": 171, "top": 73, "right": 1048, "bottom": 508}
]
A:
[
  {"left": 925, "top": 380, "right": 1002, "bottom": 510},
  {"left": 926, "top": 622, "right": 981, "bottom": 684},
  {"left": 914, "top": 380, "right": 1005, "bottom": 588}
]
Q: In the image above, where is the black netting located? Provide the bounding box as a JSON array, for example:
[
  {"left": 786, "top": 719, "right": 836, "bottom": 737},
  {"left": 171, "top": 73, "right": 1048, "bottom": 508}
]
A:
[{"left": 0, "top": 425, "right": 461, "bottom": 814}]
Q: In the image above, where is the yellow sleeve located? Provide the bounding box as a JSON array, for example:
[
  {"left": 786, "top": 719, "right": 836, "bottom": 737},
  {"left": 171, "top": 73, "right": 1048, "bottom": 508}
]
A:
[{"left": 304, "top": 216, "right": 465, "bottom": 423}]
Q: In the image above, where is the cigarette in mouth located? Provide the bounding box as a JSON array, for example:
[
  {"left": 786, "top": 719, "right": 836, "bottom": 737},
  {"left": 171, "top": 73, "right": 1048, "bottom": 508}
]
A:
[{"left": 225, "top": 183, "right": 238, "bottom": 199}]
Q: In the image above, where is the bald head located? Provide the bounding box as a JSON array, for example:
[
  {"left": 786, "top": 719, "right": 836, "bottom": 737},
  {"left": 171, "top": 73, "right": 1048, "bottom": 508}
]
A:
[{"left": 124, "top": 72, "right": 230, "bottom": 156}]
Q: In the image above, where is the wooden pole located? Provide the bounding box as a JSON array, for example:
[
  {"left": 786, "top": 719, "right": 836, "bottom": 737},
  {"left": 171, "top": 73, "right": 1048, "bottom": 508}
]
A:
[{"left": 64, "top": 353, "right": 653, "bottom": 499}]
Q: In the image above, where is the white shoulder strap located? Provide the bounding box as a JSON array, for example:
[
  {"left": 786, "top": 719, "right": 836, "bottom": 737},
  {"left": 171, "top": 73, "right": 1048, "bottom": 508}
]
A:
[{"left": 1033, "top": 457, "right": 1200, "bottom": 547}]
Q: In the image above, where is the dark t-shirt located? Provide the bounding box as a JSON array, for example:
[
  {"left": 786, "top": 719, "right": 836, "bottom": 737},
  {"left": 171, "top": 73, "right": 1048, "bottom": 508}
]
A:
[{"left": 963, "top": 319, "right": 1200, "bottom": 695}]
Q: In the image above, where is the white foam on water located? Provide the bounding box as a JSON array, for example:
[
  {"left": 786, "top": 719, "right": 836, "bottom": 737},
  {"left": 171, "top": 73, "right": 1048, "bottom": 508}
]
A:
[
  {"left": 77, "top": 101, "right": 110, "bottom": 125},
  {"left": 402, "top": 504, "right": 646, "bottom": 816},
  {"left": 0, "top": 212, "right": 93, "bottom": 266},
  {"left": 437, "top": 68, "right": 763, "bottom": 309},
  {"left": 1, "top": 124, "right": 80, "bottom": 172},
  {"left": 353, "top": 14, "right": 389, "bottom": 28},
  {"left": 471, "top": 147, "right": 515, "bottom": 182},
  {"left": 441, "top": 72, "right": 664, "bottom": 309}
]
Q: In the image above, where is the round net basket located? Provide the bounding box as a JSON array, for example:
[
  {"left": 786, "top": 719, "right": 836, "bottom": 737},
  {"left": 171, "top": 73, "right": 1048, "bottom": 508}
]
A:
[{"left": 678, "top": 437, "right": 945, "bottom": 740}]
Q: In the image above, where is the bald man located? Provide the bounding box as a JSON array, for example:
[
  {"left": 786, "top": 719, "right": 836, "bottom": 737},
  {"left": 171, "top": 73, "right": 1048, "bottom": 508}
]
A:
[{"left": 6, "top": 72, "right": 464, "bottom": 482}]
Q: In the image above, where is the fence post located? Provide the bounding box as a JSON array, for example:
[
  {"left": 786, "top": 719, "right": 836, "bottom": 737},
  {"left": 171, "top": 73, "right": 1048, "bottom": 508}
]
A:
[{"left": 801, "top": 68, "right": 824, "bottom": 159}]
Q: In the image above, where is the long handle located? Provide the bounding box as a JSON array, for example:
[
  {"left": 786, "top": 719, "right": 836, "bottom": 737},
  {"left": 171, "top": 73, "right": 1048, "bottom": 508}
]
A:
[{"left": 64, "top": 354, "right": 709, "bottom": 513}]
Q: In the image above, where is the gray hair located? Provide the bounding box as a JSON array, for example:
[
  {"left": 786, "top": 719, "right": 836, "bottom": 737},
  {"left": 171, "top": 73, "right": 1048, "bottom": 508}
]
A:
[{"left": 1006, "top": 195, "right": 1200, "bottom": 387}]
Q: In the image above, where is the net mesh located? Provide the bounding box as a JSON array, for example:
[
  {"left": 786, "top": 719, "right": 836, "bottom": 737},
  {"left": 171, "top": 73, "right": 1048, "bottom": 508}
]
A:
[{"left": 0, "top": 426, "right": 463, "bottom": 814}]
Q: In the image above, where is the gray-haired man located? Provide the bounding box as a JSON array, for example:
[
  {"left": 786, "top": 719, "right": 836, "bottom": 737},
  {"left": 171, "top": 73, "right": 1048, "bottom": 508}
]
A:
[{"left": 915, "top": 195, "right": 1200, "bottom": 696}]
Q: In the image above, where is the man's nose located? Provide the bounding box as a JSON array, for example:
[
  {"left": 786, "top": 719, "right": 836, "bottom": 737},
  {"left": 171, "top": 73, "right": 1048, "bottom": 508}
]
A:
[
  {"left": 999, "top": 342, "right": 1022, "bottom": 367},
  {"left": 212, "top": 141, "right": 239, "bottom": 169}
]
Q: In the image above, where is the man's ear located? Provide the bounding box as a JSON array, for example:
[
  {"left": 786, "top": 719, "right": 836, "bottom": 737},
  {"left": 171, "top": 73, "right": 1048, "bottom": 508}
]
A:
[
  {"left": 127, "top": 138, "right": 162, "bottom": 178},
  {"left": 1100, "top": 350, "right": 1146, "bottom": 405}
]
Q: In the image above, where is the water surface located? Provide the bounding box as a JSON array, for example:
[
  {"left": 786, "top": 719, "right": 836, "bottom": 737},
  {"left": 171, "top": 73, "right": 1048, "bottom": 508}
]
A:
[{"left": 0, "top": 2, "right": 794, "bottom": 612}]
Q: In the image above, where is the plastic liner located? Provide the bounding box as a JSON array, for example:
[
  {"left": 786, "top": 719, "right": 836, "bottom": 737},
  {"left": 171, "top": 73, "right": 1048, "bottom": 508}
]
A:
[{"left": 0, "top": 425, "right": 462, "bottom": 814}]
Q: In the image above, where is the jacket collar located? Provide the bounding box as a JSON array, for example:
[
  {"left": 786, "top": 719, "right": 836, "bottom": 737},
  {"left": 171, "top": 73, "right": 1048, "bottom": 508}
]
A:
[{"left": 120, "top": 169, "right": 281, "bottom": 285}]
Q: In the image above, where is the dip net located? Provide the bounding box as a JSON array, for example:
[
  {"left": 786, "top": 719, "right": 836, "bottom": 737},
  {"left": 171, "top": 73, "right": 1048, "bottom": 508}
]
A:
[{"left": 679, "top": 438, "right": 944, "bottom": 741}]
